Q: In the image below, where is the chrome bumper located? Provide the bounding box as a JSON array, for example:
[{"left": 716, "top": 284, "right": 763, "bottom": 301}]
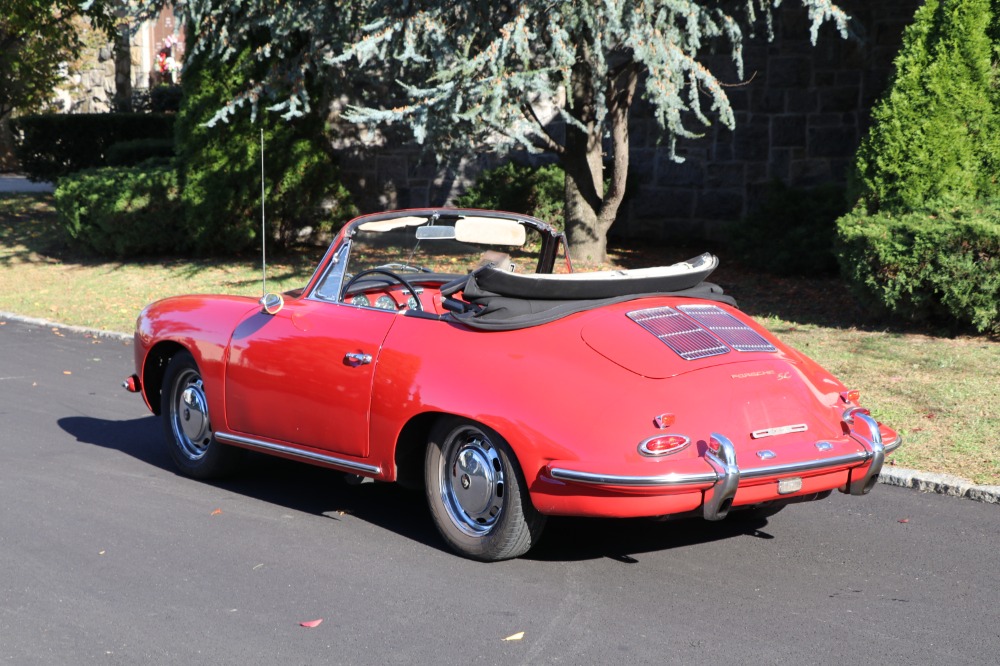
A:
[{"left": 548, "top": 414, "right": 900, "bottom": 521}]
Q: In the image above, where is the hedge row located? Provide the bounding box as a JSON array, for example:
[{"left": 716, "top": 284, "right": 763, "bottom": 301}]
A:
[
  {"left": 836, "top": 202, "right": 1000, "bottom": 333},
  {"left": 455, "top": 161, "right": 565, "bottom": 229},
  {"left": 730, "top": 181, "right": 847, "bottom": 277},
  {"left": 11, "top": 113, "right": 175, "bottom": 182},
  {"left": 54, "top": 165, "right": 184, "bottom": 258}
]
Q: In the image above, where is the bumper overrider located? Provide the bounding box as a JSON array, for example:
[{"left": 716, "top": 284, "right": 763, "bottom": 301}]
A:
[{"left": 546, "top": 410, "right": 901, "bottom": 521}]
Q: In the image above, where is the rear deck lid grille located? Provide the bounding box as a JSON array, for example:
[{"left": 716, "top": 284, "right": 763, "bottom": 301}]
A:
[
  {"left": 677, "top": 304, "right": 776, "bottom": 353},
  {"left": 626, "top": 304, "right": 776, "bottom": 361},
  {"left": 626, "top": 307, "right": 730, "bottom": 361}
]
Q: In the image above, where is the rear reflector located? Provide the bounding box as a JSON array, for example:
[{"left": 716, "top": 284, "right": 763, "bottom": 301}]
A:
[
  {"left": 653, "top": 413, "right": 676, "bottom": 429},
  {"left": 841, "top": 389, "right": 861, "bottom": 403}
]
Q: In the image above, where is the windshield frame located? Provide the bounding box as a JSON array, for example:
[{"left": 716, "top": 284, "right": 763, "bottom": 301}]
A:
[{"left": 305, "top": 208, "right": 566, "bottom": 304}]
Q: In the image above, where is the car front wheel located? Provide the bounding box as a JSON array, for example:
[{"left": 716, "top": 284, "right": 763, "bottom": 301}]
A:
[
  {"left": 161, "top": 350, "right": 241, "bottom": 479},
  {"left": 424, "top": 417, "right": 545, "bottom": 561}
]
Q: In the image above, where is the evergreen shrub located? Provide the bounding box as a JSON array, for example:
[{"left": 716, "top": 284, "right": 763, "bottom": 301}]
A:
[
  {"left": 730, "top": 181, "right": 847, "bottom": 276},
  {"left": 53, "top": 164, "right": 184, "bottom": 258},
  {"left": 839, "top": 0, "right": 1000, "bottom": 332},
  {"left": 851, "top": 0, "right": 1000, "bottom": 212},
  {"left": 11, "top": 113, "right": 175, "bottom": 182},
  {"left": 176, "top": 45, "right": 354, "bottom": 255},
  {"left": 836, "top": 202, "right": 1000, "bottom": 333},
  {"left": 456, "top": 162, "right": 565, "bottom": 229}
]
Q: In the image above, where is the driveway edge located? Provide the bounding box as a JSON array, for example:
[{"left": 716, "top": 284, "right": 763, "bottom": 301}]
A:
[
  {"left": 879, "top": 466, "right": 1000, "bottom": 504},
  {"left": 1, "top": 311, "right": 131, "bottom": 343}
]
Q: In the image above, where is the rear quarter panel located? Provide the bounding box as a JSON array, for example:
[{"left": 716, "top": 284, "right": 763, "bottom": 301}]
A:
[{"left": 368, "top": 298, "right": 848, "bottom": 490}]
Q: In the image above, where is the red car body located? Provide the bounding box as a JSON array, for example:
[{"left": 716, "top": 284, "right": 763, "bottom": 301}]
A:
[{"left": 126, "top": 208, "right": 899, "bottom": 560}]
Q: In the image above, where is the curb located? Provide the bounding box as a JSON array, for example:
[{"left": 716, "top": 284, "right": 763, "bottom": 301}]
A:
[
  {"left": 1, "top": 311, "right": 131, "bottom": 343},
  {"left": 879, "top": 466, "right": 1000, "bottom": 505},
  {"left": 2, "top": 311, "right": 998, "bottom": 506}
]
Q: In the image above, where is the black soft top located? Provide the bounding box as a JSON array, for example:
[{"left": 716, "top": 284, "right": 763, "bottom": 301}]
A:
[{"left": 443, "top": 253, "right": 737, "bottom": 331}]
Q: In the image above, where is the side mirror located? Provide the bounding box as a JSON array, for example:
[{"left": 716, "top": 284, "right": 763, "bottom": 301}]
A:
[{"left": 259, "top": 293, "right": 284, "bottom": 315}]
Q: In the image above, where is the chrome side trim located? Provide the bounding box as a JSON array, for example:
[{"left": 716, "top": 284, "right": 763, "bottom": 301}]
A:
[
  {"left": 548, "top": 467, "right": 719, "bottom": 487},
  {"left": 216, "top": 431, "right": 381, "bottom": 475}
]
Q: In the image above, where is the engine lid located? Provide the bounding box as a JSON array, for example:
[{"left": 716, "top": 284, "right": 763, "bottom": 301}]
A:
[{"left": 580, "top": 302, "right": 778, "bottom": 378}]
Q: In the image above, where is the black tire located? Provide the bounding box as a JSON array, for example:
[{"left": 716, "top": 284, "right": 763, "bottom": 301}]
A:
[
  {"left": 161, "top": 350, "right": 242, "bottom": 479},
  {"left": 424, "top": 417, "right": 546, "bottom": 561}
]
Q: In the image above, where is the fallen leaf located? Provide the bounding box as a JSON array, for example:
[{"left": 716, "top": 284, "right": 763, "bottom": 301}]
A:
[
  {"left": 299, "top": 619, "right": 323, "bottom": 628},
  {"left": 503, "top": 632, "right": 525, "bottom": 642},
  {"left": 211, "top": 508, "right": 222, "bottom": 516},
  {"left": 898, "top": 518, "right": 910, "bottom": 524}
]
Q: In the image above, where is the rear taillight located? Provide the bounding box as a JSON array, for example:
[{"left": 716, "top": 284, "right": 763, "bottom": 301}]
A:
[{"left": 638, "top": 434, "right": 691, "bottom": 457}]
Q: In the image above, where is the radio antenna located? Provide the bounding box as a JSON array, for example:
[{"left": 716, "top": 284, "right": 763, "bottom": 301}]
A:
[
  {"left": 256, "top": 129, "right": 284, "bottom": 315},
  {"left": 260, "top": 128, "right": 267, "bottom": 298}
]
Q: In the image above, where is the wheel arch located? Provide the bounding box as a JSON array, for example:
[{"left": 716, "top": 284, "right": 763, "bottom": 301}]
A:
[
  {"left": 389, "top": 410, "right": 542, "bottom": 491},
  {"left": 141, "top": 340, "right": 188, "bottom": 415},
  {"left": 391, "top": 411, "right": 443, "bottom": 489}
]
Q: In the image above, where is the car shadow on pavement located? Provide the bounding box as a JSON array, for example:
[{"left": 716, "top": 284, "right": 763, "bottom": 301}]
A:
[
  {"left": 58, "top": 414, "right": 174, "bottom": 470},
  {"left": 528, "top": 514, "right": 776, "bottom": 563},
  {"left": 59, "top": 414, "right": 775, "bottom": 562},
  {"left": 57, "top": 414, "right": 445, "bottom": 554}
]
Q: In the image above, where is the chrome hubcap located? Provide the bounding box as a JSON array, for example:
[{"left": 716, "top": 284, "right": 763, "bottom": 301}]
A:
[
  {"left": 440, "top": 429, "right": 505, "bottom": 537},
  {"left": 170, "top": 369, "right": 211, "bottom": 460}
]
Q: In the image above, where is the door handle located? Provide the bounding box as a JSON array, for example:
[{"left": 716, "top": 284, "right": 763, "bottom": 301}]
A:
[{"left": 344, "top": 352, "right": 372, "bottom": 365}]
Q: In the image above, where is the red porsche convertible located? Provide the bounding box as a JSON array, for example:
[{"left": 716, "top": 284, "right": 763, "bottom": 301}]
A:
[{"left": 125, "top": 208, "right": 900, "bottom": 561}]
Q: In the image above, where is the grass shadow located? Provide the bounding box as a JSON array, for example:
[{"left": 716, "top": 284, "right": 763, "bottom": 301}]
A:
[{"left": 607, "top": 238, "right": 963, "bottom": 336}]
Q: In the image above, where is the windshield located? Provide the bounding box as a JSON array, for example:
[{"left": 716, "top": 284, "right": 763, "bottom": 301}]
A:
[
  {"left": 310, "top": 210, "right": 566, "bottom": 304},
  {"left": 349, "top": 214, "right": 549, "bottom": 276}
]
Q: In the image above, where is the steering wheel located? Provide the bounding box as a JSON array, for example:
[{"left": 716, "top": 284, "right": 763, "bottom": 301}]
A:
[{"left": 341, "top": 268, "right": 424, "bottom": 312}]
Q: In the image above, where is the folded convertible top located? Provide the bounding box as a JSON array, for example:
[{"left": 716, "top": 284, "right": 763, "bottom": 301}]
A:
[{"left": 445, "top": 254, "right": 737, "bottom": 331}]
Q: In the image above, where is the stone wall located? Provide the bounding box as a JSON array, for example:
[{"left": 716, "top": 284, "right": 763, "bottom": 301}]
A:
[
  {"left": 334, "top": 1, "right": 922, "bottom": 243},
  {"left": 616, "top": 0, "right": 924, "bottom": 241}
]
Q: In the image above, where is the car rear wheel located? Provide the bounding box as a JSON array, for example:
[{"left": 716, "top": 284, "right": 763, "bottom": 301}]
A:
[
  {"left": 161, "top": 351, "right": 241, "bottom": 479},
  {"left": 424, "top": 417, "right": 545, "bottom": 561}
]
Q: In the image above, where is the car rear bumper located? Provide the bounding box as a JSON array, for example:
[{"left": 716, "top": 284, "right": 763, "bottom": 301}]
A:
[{"left": 540, "top": 412, "right": 901, "bottom": 520}]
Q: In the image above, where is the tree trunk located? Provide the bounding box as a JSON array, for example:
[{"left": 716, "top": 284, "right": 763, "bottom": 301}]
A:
[
  {"left": 113, "top": 23, "right": 132, "bottom": 112},
  {"left": 563, "top": 53, "right": 607, "bottom": 265},
  {"left": 563, "top": 58, "right": 639, "bottom": 266}
]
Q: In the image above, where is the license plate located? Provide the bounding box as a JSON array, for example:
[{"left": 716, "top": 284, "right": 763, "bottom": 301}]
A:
[{"left": 778, "top": 477, "right": 803, "bottom": 495}]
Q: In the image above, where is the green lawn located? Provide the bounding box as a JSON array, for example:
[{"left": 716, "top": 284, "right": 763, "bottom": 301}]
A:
[{"left": 3, "top": 193, "right": 998, "bottom": 485}]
